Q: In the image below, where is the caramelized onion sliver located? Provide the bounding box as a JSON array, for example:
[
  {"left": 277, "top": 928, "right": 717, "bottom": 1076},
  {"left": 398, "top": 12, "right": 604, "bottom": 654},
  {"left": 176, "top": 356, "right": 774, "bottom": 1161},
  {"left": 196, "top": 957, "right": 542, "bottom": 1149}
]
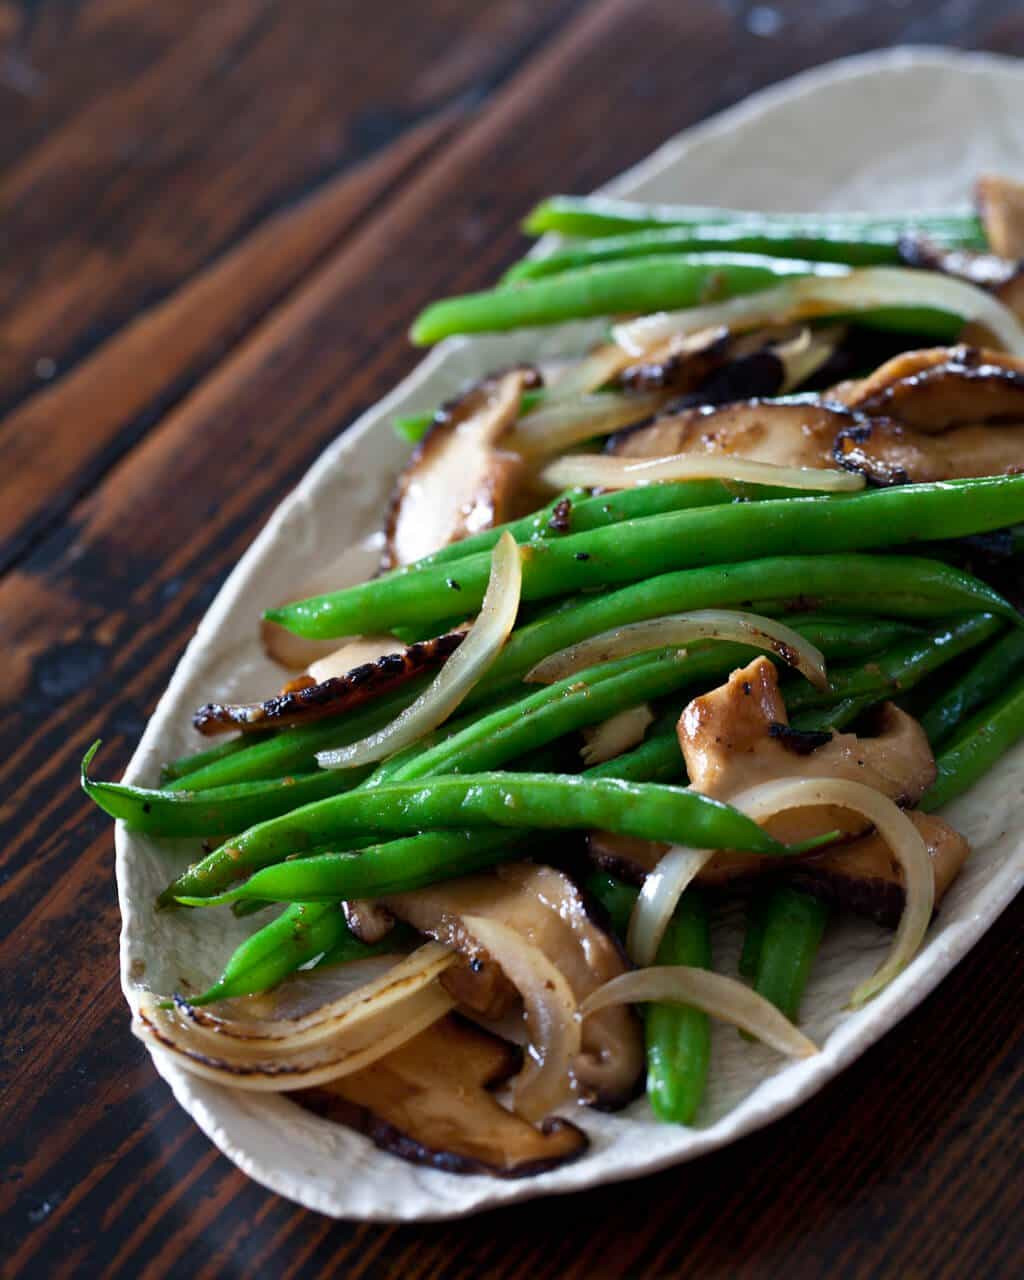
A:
[
  {"left": 526, "top": 609, "right": 828, "bottom": 689},
  {"left": 611, "top": 267, "right": 1024, "bottom": 358},
  {"left": 580, "top": 967, "right": 819, "bottom": 1059},
  {"left": 502, "top": 392, "right": 665, "bottom": 459},
  {"left": 540, "top": 452, "right": 864, "bottom": 494},
  {"left": 581, "top": 704, "right": 655, "bottom": 766},
  {"left": 316, "top": 532, "right": 522, "bottom": 768},
  {"left": 626, "top": 846, "right": 716, "bottom": 967},
  {"left": 730, "top": 777, "right": 934, "bottom": 1007},
  {"left": 461, "top": 914, "right": 580, "bottom": 1124},
  {"left": 130, "top": 944, "right": 457, "bottom": 1091}
]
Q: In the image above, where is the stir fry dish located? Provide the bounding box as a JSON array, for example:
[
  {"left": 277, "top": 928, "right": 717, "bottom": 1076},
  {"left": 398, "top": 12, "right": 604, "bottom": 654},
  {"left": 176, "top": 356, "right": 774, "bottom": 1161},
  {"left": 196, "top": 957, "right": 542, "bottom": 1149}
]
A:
[{"left": 86, "top": 174, "right": 1024, "bottom": 1179}]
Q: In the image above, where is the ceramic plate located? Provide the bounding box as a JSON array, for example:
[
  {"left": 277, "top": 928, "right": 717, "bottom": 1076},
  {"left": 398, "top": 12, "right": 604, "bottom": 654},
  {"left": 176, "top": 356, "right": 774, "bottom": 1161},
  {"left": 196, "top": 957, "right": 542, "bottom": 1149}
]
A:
[{"left": 116, "top": 47, "right": 1024, "bottom": 1220}]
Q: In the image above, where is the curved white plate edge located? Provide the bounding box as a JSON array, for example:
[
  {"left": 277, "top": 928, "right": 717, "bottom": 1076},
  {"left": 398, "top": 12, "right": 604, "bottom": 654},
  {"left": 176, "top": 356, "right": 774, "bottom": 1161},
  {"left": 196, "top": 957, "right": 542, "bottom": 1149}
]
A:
[{"left": 110, "top": 45, "right": 1024, "bottom": 1220}]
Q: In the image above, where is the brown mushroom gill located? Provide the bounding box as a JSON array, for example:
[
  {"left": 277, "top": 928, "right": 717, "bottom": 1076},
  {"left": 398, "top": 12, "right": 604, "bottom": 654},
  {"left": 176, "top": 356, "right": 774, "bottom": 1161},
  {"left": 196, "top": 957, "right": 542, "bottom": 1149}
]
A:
[
  {"left": 384, "top": 365, "right": 541, "bottom": 569},
  {"left": 191, "top": 630, "right": 464, "bottom": 735},
  {"left": 364, "top": 862, "right": 644, "bottom": 1108},
  {"left": 296, "top": 1014, "right": 588, "bottom": 1177}
]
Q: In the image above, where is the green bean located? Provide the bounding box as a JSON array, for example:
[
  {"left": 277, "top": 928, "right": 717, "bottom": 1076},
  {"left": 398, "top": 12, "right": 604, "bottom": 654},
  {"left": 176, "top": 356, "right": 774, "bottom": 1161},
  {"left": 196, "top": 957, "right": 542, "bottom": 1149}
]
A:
[
  {"left": 919, "top": 628, "right": 1024, "bottom": 748},
  {"left": 738, "top": 894, "right": 768, "bottom": 980},
  {"left": 583, "top": 870, "right": 638, "bottom": 937},
  {"left": 504, "top": 225, "right": 913, "bottom": 283},
  {"left": 183, "top": 901, "right": 348, "bottom": 1006},
  {"left": 162, "top": 735, "right": 254, "bottom": 785},
  {"left": 646, "top": 890, "right": 713, "bottom": 1125},
  {"left": 403, "top": 480, "right": 744, "bottom": 574},
  {"left": 164, "top": 683, "right": 425, "bottom": 793},
  {"left": 410, "top": 253, "right": 840, "bottom": 344},
  {"left": 790, "top": 692, "right": 883, "bottom": 733},
  {"left": 752, "top": 887, "right": 829, "bottom": 1022},
  {"left": 782, "top": 614, "right": 1004, "bottom": 713},
  {"left": 921, "top": 671, "right": 1024, "bottom": 812},
  {"left": 267, "top": 478, "right": 1024, "bottom": 639},
  {"left": 583, "top": 730, "right": 684, "bottom": 784},
  {"left": 462, "top": 556, "right": 964, "bottom": 707},
  {"left": 584, "top": 871, "right": 712, "bottom": 1123},
  {"left": 150, "top": 772, "right": 808, "bottom": 906},
  {"left": 522, "top": 194, "right": 986, "bottom": 243},
  {"left": 175, "top": 722, "right": 697, "bottom": 1005}
]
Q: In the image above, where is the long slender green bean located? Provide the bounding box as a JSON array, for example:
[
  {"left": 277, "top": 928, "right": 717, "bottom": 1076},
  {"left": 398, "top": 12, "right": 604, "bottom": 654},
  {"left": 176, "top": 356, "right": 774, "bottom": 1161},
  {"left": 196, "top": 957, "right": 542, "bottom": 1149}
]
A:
[
  {"left": 504, "top": 224, "right": 913, "bottom": 283},
  {"left": 921, "top": 671, "right": 1024, "bottom": 812},
  {"left": 646, "top": 890, "right": 713, "bottom": 1125},
  {"left": 144, "top": 772, "right": 810, "bottom": 905},
  {"left": 189, "top": 733, "right": 687, "bottom": 1005},
  {"left": 584, "top": 870, "right": 712, "bottom": 1124},
  {"left": 267, "top": 478, "right": 1024, "bottom": 640},
  {"left": 752, "top": 887, "right": 829, "bottom": 1022},
  {"left": 739, "top": 894, "right": 768, "bottom": 980},
  {"left": 522, "top": 194, "right": 986, "bottom": 242},
  {"left": 919, "top": 628, "right": 1024, "bottom": 748},
  {"left": 411, "top": 253, "right": 834, "bottom": 344},
  {"left": 782, "top": 614, "right": 1003, "bottom": 713},
  {"left": 164, "top": 683, "right": 425, "bottom": 793},
  {"left": 790, "top": 692, "right": 884, "bottom": 733}
]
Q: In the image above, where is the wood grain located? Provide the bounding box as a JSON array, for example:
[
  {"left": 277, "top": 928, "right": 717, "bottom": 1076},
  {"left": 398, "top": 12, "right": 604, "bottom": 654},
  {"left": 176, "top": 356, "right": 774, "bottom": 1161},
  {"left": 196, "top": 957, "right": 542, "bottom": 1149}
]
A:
[{"left": 1, "top": 1, "right": 1023, "bottom": 1276}]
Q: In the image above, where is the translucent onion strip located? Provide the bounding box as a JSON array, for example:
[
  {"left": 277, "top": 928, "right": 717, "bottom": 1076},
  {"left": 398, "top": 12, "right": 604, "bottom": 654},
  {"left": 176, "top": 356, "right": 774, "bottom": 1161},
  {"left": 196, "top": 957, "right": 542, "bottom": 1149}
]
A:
[
  {"left": 132, "top": 945, "right": 457, "bottom": 1091},
  {"left": 526, "top": 609, "right": 828, "bottom": 690},
  {"left": 612, "top": 266, "right": 1024, "bottom": 358},
  {"left": 551, "top": 342, "right": 637, "bottom": 398},
  {"left": 730, "top": 777, "right": 934, "bottom": 1006},
  {"left": 540, "top": 451, "right": 865, "bottom": 494},
  {"left": 502, "top": 392, "right": 665, "bottom": 459},
  {"left": 462, "top": 914, "right": 580, "bottom": 1123},
  {"left": 581, "top": 705, "right": 654, "bottom": 766},
  {"left": 580, "top": 967, "right": 819, "bottom": 1058},
  {"left": 627, "top": 846, "right": 715, "bottom": 967},
  {"left": 317, "top": 532, "right": 522, "bottom": 768}
]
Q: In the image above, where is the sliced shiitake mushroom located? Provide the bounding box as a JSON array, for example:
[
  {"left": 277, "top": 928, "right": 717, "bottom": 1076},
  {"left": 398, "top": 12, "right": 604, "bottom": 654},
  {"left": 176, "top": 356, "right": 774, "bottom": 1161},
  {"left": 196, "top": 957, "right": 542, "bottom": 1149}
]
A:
[
  {"left": 975, "top": 174, "right": 1024, "bottom": 259},
  {"left": 834, "top": 417, "right": 1024, "bottom": 486},
  {"left": 588, "top": 656, "right": 936, "bottom": 883},
  {"left": 587, "top": 812, "right": 969, "bottom": 927},
  {"left": 898, "top": 235, "right": 1024, "bottom": 321},
  {"left": 376, "top": 862, "right": 644, "bottom": 1108},
  {"left": 617, "top": 324, "right": 840, "bottom": 400},
  {"left": 384, "top": 365, "right": 540, "bottom": 569},
  {"left": 297, "top": 1014, "right": 588, "bottom": 1177},
  {"left": 192, "top": 631, "right": 464, "bottom": 735},
  {"left": 835, "top": 345, "right": 1024, "bottom": 430},
  {"left": 607, "top": 397, "right": 857, "bottom": 469}
]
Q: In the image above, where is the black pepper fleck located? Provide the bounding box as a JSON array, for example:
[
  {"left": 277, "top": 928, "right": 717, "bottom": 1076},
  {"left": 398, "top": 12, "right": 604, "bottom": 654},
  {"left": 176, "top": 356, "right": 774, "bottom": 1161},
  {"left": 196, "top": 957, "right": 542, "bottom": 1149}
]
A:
[
  {"left": 574, "top": 552, "right": 591, "bottom": 561},
  {"left": 446, "top": 577, "right": 462, "bottom": 591}
]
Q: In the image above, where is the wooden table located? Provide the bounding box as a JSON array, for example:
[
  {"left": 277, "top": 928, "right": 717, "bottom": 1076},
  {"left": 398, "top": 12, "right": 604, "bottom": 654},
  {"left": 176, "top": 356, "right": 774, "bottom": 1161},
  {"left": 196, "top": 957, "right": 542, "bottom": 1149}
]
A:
[{"left": 2, "top": 2, "right": 1023, "bottom": 1275}]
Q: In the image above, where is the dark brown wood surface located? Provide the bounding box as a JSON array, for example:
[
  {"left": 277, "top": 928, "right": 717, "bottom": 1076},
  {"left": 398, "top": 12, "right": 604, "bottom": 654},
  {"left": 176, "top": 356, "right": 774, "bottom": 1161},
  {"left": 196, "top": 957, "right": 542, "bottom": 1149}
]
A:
[{"left": 2, "top": 2, "right": 1023, "bottom": 1275}]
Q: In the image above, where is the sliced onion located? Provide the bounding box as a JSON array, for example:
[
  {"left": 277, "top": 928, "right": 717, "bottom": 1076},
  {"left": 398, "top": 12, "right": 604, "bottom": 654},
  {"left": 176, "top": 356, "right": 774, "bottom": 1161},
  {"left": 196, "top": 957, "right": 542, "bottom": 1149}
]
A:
[
  {"left": 307, "top": 635, "right": 404, "bottom": 684},
  {"left": 778, "top": 324, "right": 844, "bottom": 392},
  {"left": 502, "top": 392, "right": 664, "bottom": 459},
  {"left": 316, "top": 532, "right": 522, "bottom": 768},
  {"left": 526, "top": 609, "right": 828, "bottom": 690},
  {"left": 462, "top": 914, "right": 580, "bottom": 1123},
  {"left": 612, "top": 266, "right": 1024, "bottom": 358},
  {"left": 580, "top": 704, "right": 655, "bottom": 766},
  {"left": 551, "top": 342, "right": 636, "bottom": 398},
  {"left": 580, "top": 967, "right": 819, "bottom": 1058},
  {"left": 730, "top": 777, "right": 934, "bottom": 1006},
  {"left": 132, "top": 944, "right": 457, "bottom": 1090},
  {"left": 627, "top": 846, "right": 716, "bottom": 967},
  {"left": 540, "top": 451, "right": 864, "bottom": 493}
]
